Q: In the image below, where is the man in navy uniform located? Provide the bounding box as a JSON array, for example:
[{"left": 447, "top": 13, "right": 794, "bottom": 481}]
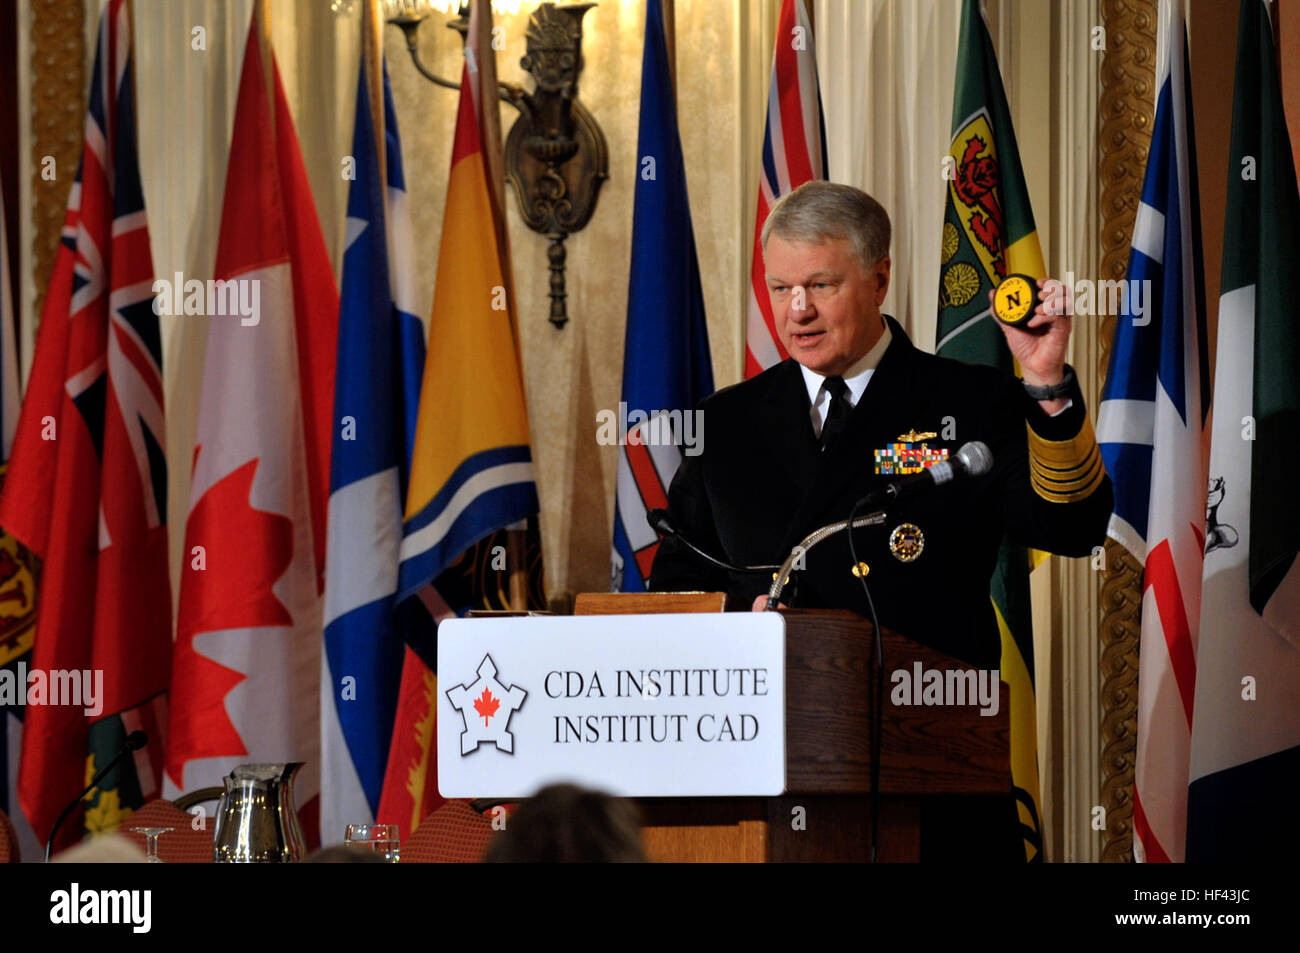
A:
[
  {"left": 650, "top": 182, "right": 1112, "bottom": 674},
  {"left": 648, "top": 183, "right": 1112, "bottom": 862}
]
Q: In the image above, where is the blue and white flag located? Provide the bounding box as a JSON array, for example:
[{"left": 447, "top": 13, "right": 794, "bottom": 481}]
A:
[
  {"left": 320, "top": 59, "right": 427, "bottom": 843},
  {"left": 611, "top": 0, "right": 715, "bottom": 592},
  {"left": 1096, "top": 0, "right": 1210, "bottom": 863}
]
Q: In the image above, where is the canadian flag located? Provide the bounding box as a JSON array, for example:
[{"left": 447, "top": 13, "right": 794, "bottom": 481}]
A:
[{"left": 164, "top": 17, "right": 338, "bottom": 837}]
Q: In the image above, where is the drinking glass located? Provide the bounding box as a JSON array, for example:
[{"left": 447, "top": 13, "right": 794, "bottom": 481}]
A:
[
  {"left": 344, "top": 823, "right": 400, "bottom": 862},
  {"left": 130, "top": 826, "right": 173, "bottom": 863}
]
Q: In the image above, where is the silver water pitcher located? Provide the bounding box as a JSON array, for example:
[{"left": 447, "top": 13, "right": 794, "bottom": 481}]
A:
[{"left": 213, "top": 762, "right": 307, "bottom": 863}]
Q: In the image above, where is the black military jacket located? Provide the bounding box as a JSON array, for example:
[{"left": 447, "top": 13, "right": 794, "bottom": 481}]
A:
[{"left": 649, "top": 315, "right": 1114, "bottom": 670}]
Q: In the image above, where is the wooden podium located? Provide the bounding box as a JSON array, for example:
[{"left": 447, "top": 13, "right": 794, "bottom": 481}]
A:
[{"left": 573, "top": 593, "right": 1010, "bottom": 862}]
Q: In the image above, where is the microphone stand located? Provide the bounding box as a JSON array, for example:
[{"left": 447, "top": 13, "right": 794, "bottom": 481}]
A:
[
  {"left": 767, "top": 508, "right": 888, "bottom": 863},
  {"left": 846, "top": 496, "right": 885, "bottom": 865},
  {"left": 765, "top": 510, "right": 887, "bottom": 606}
]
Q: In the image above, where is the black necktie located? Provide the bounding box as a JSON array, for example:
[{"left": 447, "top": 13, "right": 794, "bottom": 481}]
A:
[{"left": 820, "top": 376, "right": 850, "bottom": 450}]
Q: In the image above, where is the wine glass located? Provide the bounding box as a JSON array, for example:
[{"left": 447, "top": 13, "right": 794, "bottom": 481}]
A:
[
  {"left": 344, "top": 823, "right": 400, "bottom": 862},
  {"left": 130, "top": 826, "right": 174, "bottom": 863}
]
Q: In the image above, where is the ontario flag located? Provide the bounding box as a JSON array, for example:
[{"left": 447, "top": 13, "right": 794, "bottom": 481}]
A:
[
  {"left": 611, "top": 0, "right": 714, "bottom": 593},
  {"left": 1187, "top": 0, "right": 1300, "bottom": 861},
  {"left": 165, "top": 13, "right": 339, "bottom": 841},
  {"left": 935, "top": 0, "right": 1046, "bottom": 862},
  {"left": 1097, "top": 0, "right": 1209, "bottom": 864},
  {"left": 0, "top": 0, "right": 170, "bottom": 852},
  {"left": 380, "top": 0, "right": 541, "bottom": 835},
  {"left": 744, "top": 0, "right": 827, "bottom": 378}
]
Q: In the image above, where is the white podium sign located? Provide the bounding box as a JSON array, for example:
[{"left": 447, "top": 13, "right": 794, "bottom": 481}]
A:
[{"left": 436, "top": 613, "right": 786, "bottom": 798}]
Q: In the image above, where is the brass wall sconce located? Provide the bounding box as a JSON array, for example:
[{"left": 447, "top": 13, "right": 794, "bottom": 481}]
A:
[{"left": 384, "top": 1, "right": 608, "bottom": 329}]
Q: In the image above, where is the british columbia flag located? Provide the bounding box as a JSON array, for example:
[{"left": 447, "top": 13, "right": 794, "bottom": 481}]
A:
[
  {"left": 0, "top": 0, "right": 170, "bottom": 852},
  {"left": 744, "top": 0, "right": 828, "bottom": 378},
  {"left": 1096, "top": 0, "right": 1210, "bottom": 863}
]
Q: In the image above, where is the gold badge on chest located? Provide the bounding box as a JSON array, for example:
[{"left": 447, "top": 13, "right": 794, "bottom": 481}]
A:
[{"left": 889, "top": 523, "right": 925, "bottom": 562}]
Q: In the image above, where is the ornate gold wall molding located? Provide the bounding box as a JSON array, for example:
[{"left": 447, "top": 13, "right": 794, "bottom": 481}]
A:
[
  {"left": 29, "top": 0, "right": 85, "bottom": 323},
  {"left": 1097, "top": 0, "right": 1156, "bottom": 865}
]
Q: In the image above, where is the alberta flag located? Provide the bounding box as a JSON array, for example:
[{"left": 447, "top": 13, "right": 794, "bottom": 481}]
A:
[
  {"left": 1096, "top": 0, "right": 1209, "bottom": 863},
  {"left": 611, "top": 0, "right": 714, "bottom": 592},
  {"left": 1187, "top": 0, "right": 1300, "bottom": 861},
  {"left": 320, "top": 55, "right": 425, "bottom": 844}
]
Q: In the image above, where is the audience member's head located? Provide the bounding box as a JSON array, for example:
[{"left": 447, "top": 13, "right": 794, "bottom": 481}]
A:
[
  {"left": 52, "top": 834, "right": 148, "bottom": 863},
  {"left": 303, "top": 844, "right": 389, "bottom": 863},
  {"left": 483, "top": 783, "right": 646, "bottom": 863}
]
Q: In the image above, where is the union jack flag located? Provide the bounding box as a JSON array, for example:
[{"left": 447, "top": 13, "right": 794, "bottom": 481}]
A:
[
  {"left": 0, "top": 0, "right": 170, "bottom": 851},
  {"left": 744, "top": 0, "right": 828, "bottom": 378}
]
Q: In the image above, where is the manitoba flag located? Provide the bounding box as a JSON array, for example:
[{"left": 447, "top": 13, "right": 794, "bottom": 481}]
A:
[{"left": 165, "top": 14, "right": 338, "bottom": 839}]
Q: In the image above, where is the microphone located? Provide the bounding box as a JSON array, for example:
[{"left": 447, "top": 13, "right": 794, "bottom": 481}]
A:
[
  {"left": 647, "top": 508, "right": 781, "bottom": 576},
  {"left": 44, "top": 730, "right": 148, "bottom": 862},
  {"left": 854, "top": 441, "right": 993, "bottom": 510}
]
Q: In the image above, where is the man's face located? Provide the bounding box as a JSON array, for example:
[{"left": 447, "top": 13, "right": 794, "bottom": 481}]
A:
[{"left": 764, "top": 234, "right": 890, "bottom": 377}]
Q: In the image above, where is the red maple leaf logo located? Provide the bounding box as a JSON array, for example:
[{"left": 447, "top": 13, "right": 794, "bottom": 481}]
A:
[
  {"left": 474, "top": 687, "right": 501, "bottom": 726},
  {"left": 165, "top": 457, "right": 296, "bottom": 788}
]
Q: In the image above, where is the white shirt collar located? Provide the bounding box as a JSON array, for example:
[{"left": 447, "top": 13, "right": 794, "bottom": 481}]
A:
[{"left": 799, "top": 318, "right": 893, "bottom": 410}]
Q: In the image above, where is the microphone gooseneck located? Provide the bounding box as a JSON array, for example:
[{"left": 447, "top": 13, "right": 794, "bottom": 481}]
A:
[
  {"left": 647, "top": 508, "right": 782, "bottom": 577},
  {"left": 44, "top": 731, "right": 149, "bottom": 862}
]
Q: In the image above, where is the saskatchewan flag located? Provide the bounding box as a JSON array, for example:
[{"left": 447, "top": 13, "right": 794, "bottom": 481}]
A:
[
  {"left": 935, "top": 0, "right": 1045, "bottom": 862},
  {"left": 1187, "top": 0, "right": 1300, "bottom": 861}
]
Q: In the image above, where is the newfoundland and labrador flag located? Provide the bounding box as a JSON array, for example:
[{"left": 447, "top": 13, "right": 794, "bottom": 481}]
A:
[
  {"left": 1187, "top": 0, "right": 1300, "bottom": 862},
  {"left": 0, "top": 0, "right": 170, "bottom": 852},
  {"left": 320, "top": 55, "right": 424, "bottom": 843},
  {"left": 744, "top": 0, "right": 827, "bottom": 378},
  {"left": 1096, "top": 0, "right": 1209, "bottom": 864},
  {"left": 611, "top": 0, "right": 714, "bottom": 592},
  {"left": 165, "top": 16, "right": 339, "bottom": 842},
  {"left": 935, "top": 0, "right": 1046, "bottom": 862}
]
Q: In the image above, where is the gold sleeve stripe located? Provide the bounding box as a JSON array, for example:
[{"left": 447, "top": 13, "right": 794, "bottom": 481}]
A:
[{"left": 1027, "top": 417, "right": 1106, "bottom": 503}]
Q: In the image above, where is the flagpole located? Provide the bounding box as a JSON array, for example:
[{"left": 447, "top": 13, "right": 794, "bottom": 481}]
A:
[
  {"left": 362, "top": 0, "right": 386, "bottom": 182},
  {"left": 256, "top": 0, "right": 275, "bottom": 139},
  {"left": 662, "top": 0, "right": 676, "bottom": 104}
]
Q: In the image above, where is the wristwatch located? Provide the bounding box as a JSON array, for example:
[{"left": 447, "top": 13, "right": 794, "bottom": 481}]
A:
[{"left": 1022, "top": 364, "right": 1075, "bottom": 401}]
